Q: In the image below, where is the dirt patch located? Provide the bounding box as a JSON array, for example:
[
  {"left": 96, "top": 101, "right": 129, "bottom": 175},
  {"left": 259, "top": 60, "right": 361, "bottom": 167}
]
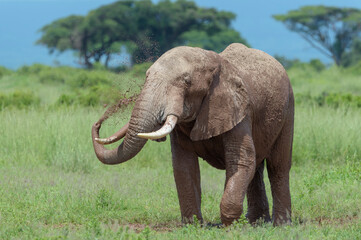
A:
[
  {"left": 126, "top": 222, "right": 182, "bottom": 233},
  {"left": 314, "top": 215, "right": 359, "bottom": 226}
]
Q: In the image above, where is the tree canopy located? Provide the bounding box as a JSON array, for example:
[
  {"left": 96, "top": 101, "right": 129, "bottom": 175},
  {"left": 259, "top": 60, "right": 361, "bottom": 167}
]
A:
[
  {"left": 274, "top": 5, "right": 361, "bottom": 66},
  {"left": 37, "top": 0, "right": 248, "bottom": 68}
]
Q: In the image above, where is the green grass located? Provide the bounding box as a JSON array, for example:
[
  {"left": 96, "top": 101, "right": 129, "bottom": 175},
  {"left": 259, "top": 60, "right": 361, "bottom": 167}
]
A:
[
  {"left": 0, "top": 65, "right": 145, "bottom": 106},
  {"left": 0, "top": 64, "right": 360, "bottom": 238},
  {"left": 289, "top": 65, "right": 361, "bottom": 96},
  {"left": 0, "top": 106, "right": 359, "bottom": 239}
]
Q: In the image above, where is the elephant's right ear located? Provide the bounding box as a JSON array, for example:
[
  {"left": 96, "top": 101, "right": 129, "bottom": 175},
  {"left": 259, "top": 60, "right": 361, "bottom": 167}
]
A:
[{"left": 190, "top": 57, "right": 250, "bottom": 141}]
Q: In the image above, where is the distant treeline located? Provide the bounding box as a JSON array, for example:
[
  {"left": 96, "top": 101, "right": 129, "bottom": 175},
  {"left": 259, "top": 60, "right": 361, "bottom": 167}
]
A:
[
  {"left": 1, "top": 61, "right": 361, "bottom": 110},
  {"left": 36, "top": 1, "right": 361, "bottom": 69},
  {"left": 36, "top": 0, "right": 248, "bottom": 69}
]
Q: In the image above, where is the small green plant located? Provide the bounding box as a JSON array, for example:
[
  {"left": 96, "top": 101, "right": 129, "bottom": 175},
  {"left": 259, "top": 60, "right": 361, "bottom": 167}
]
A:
[
  {"left": 230, "top": 215, "right": 249, "bottom": 230},
  {"left": 96, "top": 189, "right": 114, "bottom": 210},
  {"left": 140, "top": 226, "right": 152, "bottom": 240}
]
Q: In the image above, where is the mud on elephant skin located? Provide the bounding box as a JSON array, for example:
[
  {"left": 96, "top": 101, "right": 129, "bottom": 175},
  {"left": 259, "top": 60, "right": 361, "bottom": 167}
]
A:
[{"left": 92, "top": 43, "right": 294, "bottom": 226}]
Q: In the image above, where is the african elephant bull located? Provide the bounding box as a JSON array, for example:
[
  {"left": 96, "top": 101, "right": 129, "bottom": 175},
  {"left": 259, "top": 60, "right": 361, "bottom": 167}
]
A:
[{"left": 92, "top": 43, "right": 294, "bottom": 226}]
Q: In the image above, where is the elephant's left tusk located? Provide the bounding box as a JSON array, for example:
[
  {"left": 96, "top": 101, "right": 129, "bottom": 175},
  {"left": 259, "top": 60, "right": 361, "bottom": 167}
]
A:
[{"left": 137, "top": 115, "right": 178, "bottom": 140}]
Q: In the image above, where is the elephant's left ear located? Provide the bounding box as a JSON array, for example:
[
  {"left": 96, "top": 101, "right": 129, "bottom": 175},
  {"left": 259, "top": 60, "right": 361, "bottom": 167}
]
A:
[{"left": 190, "top": 58, "right": 250, "bottom": 141}]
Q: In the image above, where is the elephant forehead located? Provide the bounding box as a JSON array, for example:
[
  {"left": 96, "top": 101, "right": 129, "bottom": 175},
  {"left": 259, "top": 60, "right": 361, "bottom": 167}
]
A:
[
  {"left": 148, "top": 57, "right": 192, "bottom": 79},
  {"left": 151, "top": 47, "right": 210, "bottom": 71}
]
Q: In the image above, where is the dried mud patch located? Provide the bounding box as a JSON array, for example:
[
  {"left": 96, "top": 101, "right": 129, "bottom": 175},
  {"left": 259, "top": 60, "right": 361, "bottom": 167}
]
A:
[
  {"left": 314, "top": 215, "right": 360, "bottom": 227},
  {"left": 125, "top": 222, "right": 182, "bottom": 233}
]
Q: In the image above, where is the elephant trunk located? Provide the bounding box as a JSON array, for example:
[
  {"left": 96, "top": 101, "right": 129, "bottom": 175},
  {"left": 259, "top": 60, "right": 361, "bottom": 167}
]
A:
[{"left": 91, "top": 99, "right": 158, "bottom": 165}]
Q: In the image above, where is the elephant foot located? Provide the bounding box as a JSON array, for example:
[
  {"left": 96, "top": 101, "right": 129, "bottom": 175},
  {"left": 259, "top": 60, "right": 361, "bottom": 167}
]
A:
[
  {"left": 273, "top": 211, "right": 292, "bottom": 226},
  {"left": 246, "top": 209, "right": 271, "bottom": 225},
  {"left": 206, "top": 222, "right": 223, "bottom": 228},
  {"left": 181, "top": 215, "right": 203, "bottom": 225},
  {"left": 220, "top": 210, "right": 243, "bottom": 226}
]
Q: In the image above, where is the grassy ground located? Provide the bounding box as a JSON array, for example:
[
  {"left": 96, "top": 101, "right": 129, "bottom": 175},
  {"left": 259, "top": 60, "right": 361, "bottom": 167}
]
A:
[
  {"left": 0, "top": 105, "right": 360, "bottom": 239},
  {"left": 0, "top": 64, "right": 360, "bottom": 239}
]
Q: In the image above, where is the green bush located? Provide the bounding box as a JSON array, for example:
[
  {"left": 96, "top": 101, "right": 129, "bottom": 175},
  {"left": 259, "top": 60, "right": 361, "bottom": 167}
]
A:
[
  {"left": 67, "top": 71, "right": 111, "bottom": 89},
  {"left": 56, "top": 94, "right": 76, "bottom": 106},
  {"left": 296, "top": 92, "right": 361, "bottom": 108},
  {"left": 309, "top": 59, "right": 326, "bottom": 72},
  {"left": 39, "top": 70, "right": 65, "bottom": 84},
  {"left": 274, "top": 55, "right": 301, "bottom": 69},
  {"left": 343, "top": 60, "right": 361, "bottom": 75},
  {"left": 324, "top": 92, "right": 361, "bottom": 108},
  {"left": 55, "top": 85, "right": 120, "bottom": 107},
  {"left": 130, "top": 62, "right": 153, "bottom": 77},
  {"left": 78, "top": 91, "right": 100, "bottom": 106},
  {"left": 0, "top": 66, "right": 12, "bottom": 78},
  {"left": 17, "top": 64, "right": 51, "bottom": 75},
  {"left": 0, "top": 91, "right": 40, "bottom": 110}
]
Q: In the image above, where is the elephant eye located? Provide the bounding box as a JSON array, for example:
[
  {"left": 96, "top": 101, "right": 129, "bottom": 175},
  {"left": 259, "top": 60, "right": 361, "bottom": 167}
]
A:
[
  {"left": 184, "top": 75, "right": 191, "bottom": 86},
  {"left": 157, "top": 109, "right": 165, "bottom": 124}
]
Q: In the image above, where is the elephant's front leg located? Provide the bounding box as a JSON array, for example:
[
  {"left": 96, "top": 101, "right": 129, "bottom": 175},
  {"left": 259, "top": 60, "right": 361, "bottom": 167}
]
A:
[
  {"left": 220, "top": 121, "right": 256, "bottom": 226},
  {"left": 170, "top": 132, "right": 202, "bottom": 224}
]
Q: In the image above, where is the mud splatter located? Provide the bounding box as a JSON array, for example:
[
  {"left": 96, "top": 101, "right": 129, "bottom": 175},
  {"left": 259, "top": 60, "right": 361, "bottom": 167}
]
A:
[
  {"left": 98, "top": 35, "right": 161, "bottom": 125},
  {"left": 96, "top": 93, "right": 138, "bottom": 125}
]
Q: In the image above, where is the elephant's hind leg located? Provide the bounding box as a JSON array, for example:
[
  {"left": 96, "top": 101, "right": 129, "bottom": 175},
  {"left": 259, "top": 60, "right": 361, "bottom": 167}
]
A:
[
  {"left": 170, "top": 132, "right": 202, "bottom": 224},
  {"left": 266, "top": 118, "right": 293, "bottom": 226},
  {"left": 246, "top": 160, "right": 271, "bottom": 224}
]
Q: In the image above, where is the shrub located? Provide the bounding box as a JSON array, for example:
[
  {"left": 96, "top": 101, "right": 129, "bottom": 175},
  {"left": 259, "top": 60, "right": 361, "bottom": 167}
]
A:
[
  {"left": 0, "top": 91, "right": 40, "bottom": 110},
  {"left": 274, "top": 55, "right": 301, "bottom": 69},
  {"left": 39, "top": 70, "right": 65, "bottom": 84},
  {"left": 56, "top": 94, "right": 76, "bottom": 106},
  {"left": 0, "top": 66, "right": 12, "bottom": 78},
  {"left": 309, "top": 59, "right": 326, "bottom": 72},
  {"left": 324, "top": 92, "right": 361, "bottom": 108},
  {"left": 55, "top": 86, "right": 120, "bottom": 107},
  {"left": 78, "top": 91, "right": 100, "bottom": 107},
  {"left": 67, "top": 71, "right": 111, "bottom": 89},
  {"left": 296, "top": 92, "right": 361, "bottom": 108},
  {"left": 344, "top": 60, "right": 361, "bottom": 75},
  {"left": 130, "top": 62, "right": 153, "bottom": 77},
  {"left": 17, "top": 64, "right": 51, "bottom": 75}
]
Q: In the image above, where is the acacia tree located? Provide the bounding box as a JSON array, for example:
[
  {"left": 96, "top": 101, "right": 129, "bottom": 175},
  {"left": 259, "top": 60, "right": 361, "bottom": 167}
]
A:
[
  {"left": 36, "top": 0, "right": 248, "bottom": 68},
  {"left": 37, "top": 2, "right": 135, "bottom": 68},
  {"left": 274, "top": 6, "right": 361, "bottom": 66}
]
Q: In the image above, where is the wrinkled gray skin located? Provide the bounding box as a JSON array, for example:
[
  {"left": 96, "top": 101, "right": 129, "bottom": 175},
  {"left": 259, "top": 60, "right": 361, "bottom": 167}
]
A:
[{"left": 92, "top": 43, "right": 294, "bottom": 226}]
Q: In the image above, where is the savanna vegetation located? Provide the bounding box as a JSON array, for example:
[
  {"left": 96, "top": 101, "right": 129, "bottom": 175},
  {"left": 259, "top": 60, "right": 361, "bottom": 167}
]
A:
[
  {"left": 0, "top": 60, "right": 360, "bottom": 239},
  {"left": 1, "top": 0, "right": 361, "bottom": 239}
]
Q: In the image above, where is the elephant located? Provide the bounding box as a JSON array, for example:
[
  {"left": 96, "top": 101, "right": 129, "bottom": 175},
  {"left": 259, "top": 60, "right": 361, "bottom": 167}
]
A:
[{"left": 92, "top": 43, "right": 294, "bottom": 226}]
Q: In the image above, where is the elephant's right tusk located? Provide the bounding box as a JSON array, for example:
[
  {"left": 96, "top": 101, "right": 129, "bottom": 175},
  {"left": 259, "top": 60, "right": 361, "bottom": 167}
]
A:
[
  {"left": 95, "top": 122, "right": 129, "bottom": 145},
  {"left": 137, "top": 115, "right": 177, "bottom": 140}
]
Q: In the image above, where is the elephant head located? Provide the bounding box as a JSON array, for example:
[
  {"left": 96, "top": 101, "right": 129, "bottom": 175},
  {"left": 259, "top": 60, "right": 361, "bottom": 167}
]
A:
[{"left": 92, "top": 45, "right": 249, "bottom": 164}]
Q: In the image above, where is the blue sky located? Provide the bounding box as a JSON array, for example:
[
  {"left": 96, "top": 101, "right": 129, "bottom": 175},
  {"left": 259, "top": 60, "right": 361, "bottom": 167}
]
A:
[{"left": 1, "top": 0, "right": 360, "bottom": 69}]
